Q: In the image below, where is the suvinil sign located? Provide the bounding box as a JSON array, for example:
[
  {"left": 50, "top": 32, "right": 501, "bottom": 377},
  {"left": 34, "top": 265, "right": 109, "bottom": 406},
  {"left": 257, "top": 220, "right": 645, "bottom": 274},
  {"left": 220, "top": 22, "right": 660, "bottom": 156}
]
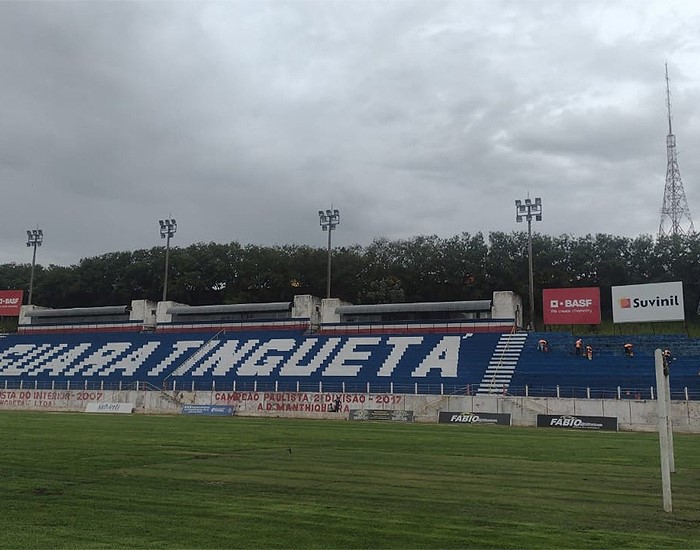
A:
[{"left": 611, "top": 281, "right": 685, "bottom": 323}]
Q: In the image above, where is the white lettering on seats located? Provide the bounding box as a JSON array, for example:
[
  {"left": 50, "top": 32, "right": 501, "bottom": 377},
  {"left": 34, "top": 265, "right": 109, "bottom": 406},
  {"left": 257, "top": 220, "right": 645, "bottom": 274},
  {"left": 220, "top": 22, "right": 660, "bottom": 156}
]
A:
[
  {"left": 26, "top": 343, "right": 92, "bottom": 377},
  {"left": 147, "top": 341, "right": 203, "bottom": 377},
  {"left": 411, "top": 336, "right": 461, "bottom": 378},
  {"left": 64, "top": 342, "right": 133, "bottom": 376},
  {"left": 322, "top": 338, "right": 382, "bottom": 377},
  {"left": 201, "top": 340, "right": 259, "bottom": 376},
  {"left": 95, "top": 341, "right": 161, "bottom": 377},
  {"left": 376, "top": 337, "right": 424, "bottom": 377},
  {"left": 237, "top": 339, "right": 297, "bottom": 376},
  {"left": 279, "top": 338, "right": 341, "bottom": 376},
  {"left": 0, "top": 344, "right": 53, "bottom": 375}
]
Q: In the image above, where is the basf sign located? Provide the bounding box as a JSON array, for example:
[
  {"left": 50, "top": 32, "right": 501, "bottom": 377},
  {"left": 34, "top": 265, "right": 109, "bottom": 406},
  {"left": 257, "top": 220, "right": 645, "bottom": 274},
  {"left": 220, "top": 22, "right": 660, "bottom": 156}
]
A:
[
  {"left": 0, "top": 290, "right": 23, "bottom": 316},
  {"left": 542, "top": 287, "right": 601, "bottom": 325},
  {"left": 612, "top": 282, "right": 685, "bottom": 323}
]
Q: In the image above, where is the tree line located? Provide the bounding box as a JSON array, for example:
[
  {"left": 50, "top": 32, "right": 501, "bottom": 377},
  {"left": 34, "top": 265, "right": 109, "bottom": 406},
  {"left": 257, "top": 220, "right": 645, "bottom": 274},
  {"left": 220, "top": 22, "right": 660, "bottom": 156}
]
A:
[{"left": 2, "top": 232, "right": 699, "bottom": 324}]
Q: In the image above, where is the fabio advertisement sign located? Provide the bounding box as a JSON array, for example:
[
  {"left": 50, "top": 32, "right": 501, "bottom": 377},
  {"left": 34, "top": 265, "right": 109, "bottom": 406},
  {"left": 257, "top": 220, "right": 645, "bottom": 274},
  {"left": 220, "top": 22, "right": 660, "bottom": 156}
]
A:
[
  {"left": 0, "top": 290, "right": 23, "bottom": 316},
  {"left": 543, "top": 287, "right": 601, "bottom": 325}
]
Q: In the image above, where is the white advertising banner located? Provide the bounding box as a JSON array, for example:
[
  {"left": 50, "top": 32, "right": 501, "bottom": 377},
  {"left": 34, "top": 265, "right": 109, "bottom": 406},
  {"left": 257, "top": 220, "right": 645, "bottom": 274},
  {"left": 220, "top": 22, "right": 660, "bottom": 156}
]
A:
[
  {"left": 85, "top": 402, "right": 135, "bottom": 414},
  {"left": 612, "top": 281, "right": 685, "bottom": 323}
]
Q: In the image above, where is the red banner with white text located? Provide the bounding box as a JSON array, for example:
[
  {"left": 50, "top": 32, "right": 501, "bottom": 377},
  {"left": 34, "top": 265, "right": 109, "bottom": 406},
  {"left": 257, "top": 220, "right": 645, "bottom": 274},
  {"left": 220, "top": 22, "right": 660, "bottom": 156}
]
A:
[
  {"left": 543, "top": 287, "right": 601, "bottom": 325},
  {"left": 0, "top": 290, "right": 24, "bottom": 316}
]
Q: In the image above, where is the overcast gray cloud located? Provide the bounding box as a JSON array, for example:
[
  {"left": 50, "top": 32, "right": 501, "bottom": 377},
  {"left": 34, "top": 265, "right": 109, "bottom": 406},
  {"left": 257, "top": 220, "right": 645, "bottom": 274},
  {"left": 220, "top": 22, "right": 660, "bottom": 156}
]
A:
[{"left": 2, "top": 0, "right": 700, "bottom": 266}]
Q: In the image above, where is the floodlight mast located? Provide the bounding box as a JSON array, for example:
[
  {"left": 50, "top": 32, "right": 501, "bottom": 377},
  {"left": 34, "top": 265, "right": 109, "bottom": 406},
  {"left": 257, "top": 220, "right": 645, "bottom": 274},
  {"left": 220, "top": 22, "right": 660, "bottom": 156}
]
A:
[
  {"left": 159, "top": 219, "right": 177, "bottom": 301},
  {"left": 318, "top": 208, "right": 340, "bottom": 298},
  {"left": 26, "top": 228, "right": 44, "bottom": 305},
  {"left": 515, "top": 197, "right": 542, "bottom": 330}
]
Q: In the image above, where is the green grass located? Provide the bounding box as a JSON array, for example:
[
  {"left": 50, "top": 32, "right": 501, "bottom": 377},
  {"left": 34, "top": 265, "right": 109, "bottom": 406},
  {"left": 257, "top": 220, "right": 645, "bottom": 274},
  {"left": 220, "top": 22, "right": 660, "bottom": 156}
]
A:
[{"left": 1, "top": 412, "right": 700, "bottom": 548}]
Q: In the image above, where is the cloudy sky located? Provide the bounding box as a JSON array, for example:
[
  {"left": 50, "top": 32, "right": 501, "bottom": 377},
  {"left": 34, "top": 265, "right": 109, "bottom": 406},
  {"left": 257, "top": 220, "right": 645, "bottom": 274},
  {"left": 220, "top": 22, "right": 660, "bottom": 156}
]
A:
[{"left": 2, "top": 0, "right": 700, "bottom": 266}]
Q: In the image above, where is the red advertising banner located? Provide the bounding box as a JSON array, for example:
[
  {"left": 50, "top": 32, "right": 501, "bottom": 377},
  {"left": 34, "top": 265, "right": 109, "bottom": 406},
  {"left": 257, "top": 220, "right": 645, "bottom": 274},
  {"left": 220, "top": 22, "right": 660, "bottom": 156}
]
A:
[
  {"left": 543, "top": 287, "right": 601, "bottom": 325},
  {"left": 0, "top": 290, "right": 24, "bottom": 316}
]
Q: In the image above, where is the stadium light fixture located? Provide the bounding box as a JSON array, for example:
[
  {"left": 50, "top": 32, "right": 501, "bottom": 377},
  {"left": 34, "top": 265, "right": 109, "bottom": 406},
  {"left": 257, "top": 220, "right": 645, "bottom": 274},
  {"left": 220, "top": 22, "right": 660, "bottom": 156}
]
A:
[
  {"left": 515, "top": 197, "right": 542, "bottom": 330},
  {"left": 318, "top": 208, "right": 340, "bottom": 299},
  {"left": 159, "top": 218, "right": 177, "bottom": 301},
  {"left": 26, "top": 228, "right": 44, "bottom": 306}
]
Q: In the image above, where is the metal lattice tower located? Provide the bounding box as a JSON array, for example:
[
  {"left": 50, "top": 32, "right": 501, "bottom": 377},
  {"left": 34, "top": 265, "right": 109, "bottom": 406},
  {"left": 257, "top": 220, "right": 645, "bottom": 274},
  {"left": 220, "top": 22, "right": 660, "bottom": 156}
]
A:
[{"left": 659, "top": 63, "right": 694, "bottom": 237}]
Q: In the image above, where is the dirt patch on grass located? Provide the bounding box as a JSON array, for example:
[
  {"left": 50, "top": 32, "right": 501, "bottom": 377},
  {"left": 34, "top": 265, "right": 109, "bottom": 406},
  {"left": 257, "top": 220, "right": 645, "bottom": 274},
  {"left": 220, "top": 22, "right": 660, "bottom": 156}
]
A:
[{"left": 32, "top": 486, "right": 64, "bottom": 496}]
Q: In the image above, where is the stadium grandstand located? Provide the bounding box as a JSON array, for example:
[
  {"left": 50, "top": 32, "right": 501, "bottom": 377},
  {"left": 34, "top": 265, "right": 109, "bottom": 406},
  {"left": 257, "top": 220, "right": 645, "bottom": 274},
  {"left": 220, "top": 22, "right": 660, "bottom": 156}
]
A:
[{"left": 2, "top": 290, "right": 697, "bottom": 402}]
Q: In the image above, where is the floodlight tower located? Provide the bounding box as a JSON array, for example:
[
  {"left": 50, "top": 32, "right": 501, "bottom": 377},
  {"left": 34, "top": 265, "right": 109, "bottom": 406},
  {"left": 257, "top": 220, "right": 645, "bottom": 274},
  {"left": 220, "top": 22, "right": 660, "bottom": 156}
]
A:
[
  {"left": 659, "top": 63, "right": 694, "bottom": 237},
  {"left": 515, "top": 197, "right": 542, "bottom": 330},
  {"left": 159, "top": 218, "right": 177, "bottom": 301},
  {"left": 318, "top": 208, "right": 340, "bottom": 298},
  {"left": 26, "top": 228, "right": 43, "bottom": 305}
]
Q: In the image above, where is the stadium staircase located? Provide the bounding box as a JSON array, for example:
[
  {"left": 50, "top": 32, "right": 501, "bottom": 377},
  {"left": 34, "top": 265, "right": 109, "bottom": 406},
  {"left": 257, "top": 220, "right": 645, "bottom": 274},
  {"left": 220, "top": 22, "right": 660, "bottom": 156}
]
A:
[
  {"left": 161, "top": 329, "right": 226, "bottom": 390},
  {"left": 476, "top": 330, "right": 527, "bottom": 395},
  {"left": 125, "top": 381, "right": 185, "bottom": 405}
]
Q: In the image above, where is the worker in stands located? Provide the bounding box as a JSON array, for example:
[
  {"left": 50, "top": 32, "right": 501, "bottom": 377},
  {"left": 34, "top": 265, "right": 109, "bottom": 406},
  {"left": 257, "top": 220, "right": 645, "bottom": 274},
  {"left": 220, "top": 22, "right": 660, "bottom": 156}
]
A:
[
  {"left": 623, "top": 343, "right": 634, "bottom": 357},
  {"left": 538, "top": 338, "right": 549, "bottom": 352},
  {"left": 585, "top": 344, "right": 593, "bottom": 360},
  {"left": 575, "top": 338, "right": 583, "bottom": 356},
  {"left": 662, "top": 349, "right": 672, "bottom": 375}
]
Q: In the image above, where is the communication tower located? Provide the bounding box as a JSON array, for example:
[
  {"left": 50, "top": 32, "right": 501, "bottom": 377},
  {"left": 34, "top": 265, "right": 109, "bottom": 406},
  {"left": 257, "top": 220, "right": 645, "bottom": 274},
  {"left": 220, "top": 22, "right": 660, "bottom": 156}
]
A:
[{"left": 659, "top": 63, "right": 694, "bottom": 237}]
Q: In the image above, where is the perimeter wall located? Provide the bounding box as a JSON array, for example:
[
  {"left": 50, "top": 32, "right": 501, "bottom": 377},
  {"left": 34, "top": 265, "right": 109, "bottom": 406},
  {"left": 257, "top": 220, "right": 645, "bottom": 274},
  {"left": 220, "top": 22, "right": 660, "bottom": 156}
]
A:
[{"left": 1, "top": 389, "right": 698, "bottom": 433}]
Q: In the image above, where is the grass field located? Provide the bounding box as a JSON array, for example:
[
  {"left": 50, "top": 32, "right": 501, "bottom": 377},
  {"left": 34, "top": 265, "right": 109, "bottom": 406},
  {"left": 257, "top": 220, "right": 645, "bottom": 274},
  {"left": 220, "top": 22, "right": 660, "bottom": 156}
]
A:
[{"left": 1, "top": 412, "right": 700, "bottom": 549}]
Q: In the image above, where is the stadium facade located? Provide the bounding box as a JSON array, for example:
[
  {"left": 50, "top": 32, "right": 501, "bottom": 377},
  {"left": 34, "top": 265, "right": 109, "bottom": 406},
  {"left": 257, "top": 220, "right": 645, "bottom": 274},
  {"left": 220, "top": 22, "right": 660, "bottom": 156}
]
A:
[{"left": 2, "top": 291, "right": 699, "bottom": 432}]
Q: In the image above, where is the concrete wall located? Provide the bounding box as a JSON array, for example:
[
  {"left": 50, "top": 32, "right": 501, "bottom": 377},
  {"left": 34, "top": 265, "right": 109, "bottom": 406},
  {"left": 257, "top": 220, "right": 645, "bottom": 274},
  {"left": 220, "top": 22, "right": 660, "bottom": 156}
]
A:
[
  {"left": 292, "top": 294, "right": 322, "bottom": 325},
  {"left": 2, "top": 388, "right": 698, "bottom": 433},
  {"left": 130, "top": 300, "right": 157, "bottom": 328},
  {"left": 18, "top": 304, "right": 46, "bottom": 327},
  {"left": 320, "top": 297, "right": 349, "bottom": 323},
  {"left": 156, "top": 300, "right": 182, "bottom": 324},
  {"left": 17, "top": 292, "right": 519, "bottom": 331},
  {"left": 492, "top": 291, "right": 523, "bottom": 327}
]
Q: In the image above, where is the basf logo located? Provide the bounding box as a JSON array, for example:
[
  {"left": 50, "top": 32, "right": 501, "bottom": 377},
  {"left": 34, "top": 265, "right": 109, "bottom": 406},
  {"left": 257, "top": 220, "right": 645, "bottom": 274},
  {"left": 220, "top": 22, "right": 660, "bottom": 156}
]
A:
[
  {"left": 542, "top": 287, "right": 601, "bottom": 325},
  {"left": 612, "top": 282, "right": 684, "bottom": 323},
  {"left": 0, "top": 290, "right": 23, "bottom": 316}
]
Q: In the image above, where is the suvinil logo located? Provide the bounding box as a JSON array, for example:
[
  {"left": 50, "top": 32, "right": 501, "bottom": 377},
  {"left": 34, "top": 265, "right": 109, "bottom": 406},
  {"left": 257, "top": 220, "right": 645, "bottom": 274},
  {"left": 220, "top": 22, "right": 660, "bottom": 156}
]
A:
[{"left": 619, "top": 295, "right": 680, "bottom": 309}]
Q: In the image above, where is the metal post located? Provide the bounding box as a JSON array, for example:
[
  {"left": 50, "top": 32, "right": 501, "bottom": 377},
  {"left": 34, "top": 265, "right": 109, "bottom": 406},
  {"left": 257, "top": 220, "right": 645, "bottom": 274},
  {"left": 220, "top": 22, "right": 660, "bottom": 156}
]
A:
[
  {"left": 26, "top": 228, "right": 43, "bottom": 305},
  {"left": 318, "top": 208, "right": 340, "bottom": 298},
  {"left": 664, "top": 354, "right": 675, "bottom": 473},
  {"left": 326, "top": 224, "right": 332, "bottom": 298},
  {"left": 515, "top": 197, "right": 542, "bottom": 330},
  {"left": 159, "top": 218, "right": 177, "bottom": 301},
  {"left": 163, "top": 232, "right": 171, "bottom": 301},
  {"left": 29, "top": 242, "right": 37, "bottom": 304},
  {"left": 527, "top": 218, "right": 535, "bottom": 329},
  {"left": 654, "top": 349, "right": 673, "bottom": 512}
]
